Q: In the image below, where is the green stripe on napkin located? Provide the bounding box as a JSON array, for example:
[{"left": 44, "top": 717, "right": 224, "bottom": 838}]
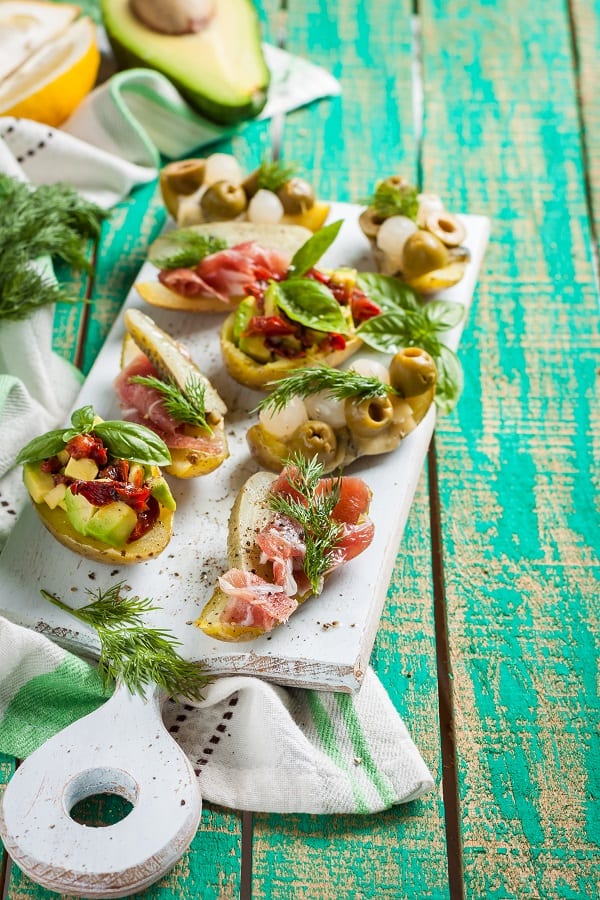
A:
[{"left": 0, "top": 655, "right": 109, "bottom": 758}]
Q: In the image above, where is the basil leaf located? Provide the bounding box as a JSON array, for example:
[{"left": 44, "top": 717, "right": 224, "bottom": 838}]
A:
[
  {"left": 275, "top": 279, "right": 350, "bottom": 334},
  {"left": 288, "top": 220, "right": 343, "bottom": 278},
  {"left": 356, "top": 310, "right": 430, "bottom": 352},
  {"left": 425, "top": 300, "right": 465, "bottom": 331},
  {"left": 355, "top": 273, "right": 421, "bottom": 313},
  {"left": 16, "top": 430, "right": 69, "bottom": 465},
  {"left": 93, "top": 421, "right": 172, "bottom": 466},
  {"left": 434, "top": 345, "right": 464, "bottom": 415},
  {"left": 70, "top": 405, "right": 95, "bottom": 433}
]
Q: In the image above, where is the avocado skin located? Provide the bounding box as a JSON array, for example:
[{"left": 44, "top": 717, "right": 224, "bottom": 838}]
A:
[{"left": 101, "top": 0, "right": 270, "bottom": 125}]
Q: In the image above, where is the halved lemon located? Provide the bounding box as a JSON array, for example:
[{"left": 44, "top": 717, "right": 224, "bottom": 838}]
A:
[
  {"left": 0, "top": 15, "right": 100, "bottom": 127},
  {"left": 0, "top": 0, "right": 80, "bottom": 81}
]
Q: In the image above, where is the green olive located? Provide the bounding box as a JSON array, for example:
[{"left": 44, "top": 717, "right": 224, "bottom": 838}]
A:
[
  {"left": 200, "top": 180, "right": 247, "bottom": 221},
  {"left": 401, "top": 230, "right": 449, "bottom": 280},
  {"left": 425, "top": 210, "right": 466, "bottom": 247},
  {"left": 277, "top": 178, "right": 315, "bottom": 214},
  {"left": 389, "top": 348, "right": 437, "bottom": 421},
  {"left": 344, "top": 395, "right": 395, "bottom": 437},
  {"left": 359, "top": 206, "right": 384, "bottom": 238},
  {"left": 289, "top": 420, "right": 338, "bottom": 467},
  {"left": 159, "top": 158, "right": 206, "bottom": 217},
  {"left": 382, "top": 175, "right": 410, "bottom": 191}
]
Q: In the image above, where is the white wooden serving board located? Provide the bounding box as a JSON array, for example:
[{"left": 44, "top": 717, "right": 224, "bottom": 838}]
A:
[{"left": 0, "top": 203, "right": 490, "bottom": 693}]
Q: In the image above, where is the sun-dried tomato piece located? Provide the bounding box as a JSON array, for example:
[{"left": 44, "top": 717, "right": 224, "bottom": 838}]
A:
[
  {"left": 245, "top": 315, "right": 299, "bottom": 337},
  {"left": 349, "top": 289, "right": 381, "bottom": 322},
  {"left": 319, "top": 333, "right": 347, "bottom": 352},
  {"left": 65, "top": 433, "right": 108, "bottom": 466},
  {"left": 41, "top": 456, "right": 62, "bottom": 474},
  {"left": 98, "top": 459, "right": 129, "bottom": 482},
  {"left": 128, "top": 495, "right": 159, "bottom": 543},
  {"left": 71, "top": 480, "right": 150, "bottom": 510}
]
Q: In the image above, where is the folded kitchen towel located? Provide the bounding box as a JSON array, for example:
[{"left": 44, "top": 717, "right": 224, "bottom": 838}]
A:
[{"left": 0, "top": 616, "right": 434, "bottom": 814}]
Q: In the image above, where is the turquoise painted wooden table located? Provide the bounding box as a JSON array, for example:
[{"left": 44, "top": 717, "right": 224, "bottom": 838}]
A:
[{"left": 1, "top": 0, "right": 599, "bottom": 897}]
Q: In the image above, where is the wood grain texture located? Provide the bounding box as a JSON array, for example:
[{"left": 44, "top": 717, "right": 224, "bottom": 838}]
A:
[
  {"left": 249, "top": 1, "right": 449, "bottom": 898},
  {"left": 420, "top": 0, "right": 600, "bottom": 896}
]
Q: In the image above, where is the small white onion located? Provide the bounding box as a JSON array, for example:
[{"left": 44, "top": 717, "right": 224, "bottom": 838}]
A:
[
  {"left": 376, "top": 215, "right": 417, "bottom": 274},
  {"left": 417, "top": 192, "right": 444, "bottom": 226},
  {"left": 203, "top": 153, "right": 242, "bottom": 186},
  {"left": 248, "top": 189, "right": 284, "bottom": 225},
  {"left": 259, "top": 396, "right": 308, "bottom": 439},
  {"left": 304, "top": 391, "right": 347, "bottom": 429},
  {"left": 348, "top": 357, "right": 391, "bottom": 384}
]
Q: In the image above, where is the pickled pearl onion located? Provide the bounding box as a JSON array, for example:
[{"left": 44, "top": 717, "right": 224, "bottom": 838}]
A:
[
  {"left": 348, "top": 358, "right": 391, "bottom": 384},
  {"left": 248, "top": 189, "right": 284, "bottom": 225},
  {"left": 259, "top": 396, "right": 308, "bottom": 439},
  {"left": 204, "top": 153, "right": 243, "bottom": 186},
  {"left": 304, "top": 391, "right": 347, "bottom": 429}
]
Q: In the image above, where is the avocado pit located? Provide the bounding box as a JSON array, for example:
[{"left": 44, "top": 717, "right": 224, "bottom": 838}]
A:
[{"left": 130, "top": 0, "right": 215, "bottom": 35}]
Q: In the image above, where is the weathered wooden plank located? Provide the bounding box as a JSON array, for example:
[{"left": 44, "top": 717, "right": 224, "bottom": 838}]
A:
[
  {"left": 420, "top": 0, "right": 600, "bottom": 896},
  {"left": 250, "top": 1, "right": 449, "bottom": 897}
]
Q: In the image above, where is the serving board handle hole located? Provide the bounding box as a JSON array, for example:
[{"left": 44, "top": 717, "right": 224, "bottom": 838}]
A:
[{"left": 0, "top": 683, "right": 202, "bottom": 898}]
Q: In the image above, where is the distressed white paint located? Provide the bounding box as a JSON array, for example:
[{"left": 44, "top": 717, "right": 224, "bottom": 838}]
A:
[
  {"left": 0, "top": 205, "right": 490, "bottom": 692},
  {"left": 0, "top": 683, "right": 202, "bottom": 897}
]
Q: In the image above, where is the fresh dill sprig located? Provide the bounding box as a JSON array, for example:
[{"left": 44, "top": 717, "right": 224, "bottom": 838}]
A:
[
  {"left": 257, "top": 157, "right": 299, "bottom": 192},
  {"left": 129, "top": 374, "right": 213, "bottom": 433},
  {"left": 151, "top": 231, "right": 227, "bottom": 269},
  {"left": 41, "top": 583, "right": 212, "bottom": 700},
  {"left": 256, "top": 365, "right": 395, "bottom": 415},
  {"left": 0, "top": 175, "right": 108, "bottom": 321},
  {"left": 368, "top": 179, "right": 419, "bottom": 220},
  {"left": 268, "top": 453, "right": 343, "bottom": 594}
]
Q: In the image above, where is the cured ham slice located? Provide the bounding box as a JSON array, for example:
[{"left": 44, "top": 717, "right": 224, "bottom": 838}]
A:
[
  {"left": 270, "top": 467, "right": 373, "bottom": 525},
  {"left": 217, "top": 569, "right": 298, "bottom": 631},
  {"left": 159, "top": 241, "right": 290, "bottom": 302},
  {"left": 115, "top": 353, "right": 225, "bottom": 455}
]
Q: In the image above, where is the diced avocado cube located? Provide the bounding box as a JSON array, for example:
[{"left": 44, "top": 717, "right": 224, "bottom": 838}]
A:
[
  {"left": 64, "top": 456, "right": 99, "bottom": 481},
  {"left": 263, "top": 283, "right": 280, "bottom": 318},
  {"left": 84, "top": 501, "right": 137, "bottom": 547},
  {"left": 44, "top": 482, "right": 67, "bottom": 510},
  {"left": 147, "top": 476, "right": 176, "bottom": 512},
  {"left": 232, "top": 296, "right": 257, "bottom": 343},
  {"left": 23, "top": 463, "right": 55, "bottom": 504},
  {"left": 64, "top": 489, "right": 98, "bottom": 536},
  {"left": 237, "top": 333, "right": 272, "bottom": 363}
]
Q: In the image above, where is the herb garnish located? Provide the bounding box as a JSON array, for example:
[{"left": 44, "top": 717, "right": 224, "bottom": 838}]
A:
[
  {"left": 367, "top": 179, "right": 419, "bottom": 220},
  {"left": 41, "top": 583, "right": 212, "bottom": 700},
  {"left": 355, "top": 273, "right": 465, "bottom": 413},
  {"left": 257, "top": 157, "right": 299, "bottom": 192},
  {"left": 268, "top": 454, "right": 343, "bottom": 594},
  {"left": 287, "top": 220, "right": 343, "bottom": 278},
  {"left": 16, "top": 405, "right": 172, "bottom": 467},
  {"left": 129, "top": 374, "right": 213, "bottom": 433},
  {"left": 150, "top": 230, "right": 227, "bottom": 270},
  {"left": 0, "top": 175, "right": 108, "bottom": 321},
  {"left": 257, "top": 365, "right": 395, "bottom": 415}
]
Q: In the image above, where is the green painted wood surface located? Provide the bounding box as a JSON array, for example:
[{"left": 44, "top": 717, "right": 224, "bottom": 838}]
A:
[
  {"left": 3, "top": 0, "right": 599, "bottom": 898},
  {"left": 419, "top": 0, "right": 600, "bottom": 897}
]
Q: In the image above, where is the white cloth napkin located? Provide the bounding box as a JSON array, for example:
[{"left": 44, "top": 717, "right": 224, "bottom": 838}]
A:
[{"left": 0, "top": 616, "right": 434, "bottom": 814}]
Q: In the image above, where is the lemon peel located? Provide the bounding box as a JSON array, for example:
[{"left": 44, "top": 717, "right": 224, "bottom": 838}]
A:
[{"left": 0, "top": 15, "right": 100, "bottom": 127}]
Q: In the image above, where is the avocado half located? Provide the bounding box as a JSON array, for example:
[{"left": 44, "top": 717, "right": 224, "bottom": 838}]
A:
[{"left": 100, "top": 0, "right": 270, "bottom": 125}]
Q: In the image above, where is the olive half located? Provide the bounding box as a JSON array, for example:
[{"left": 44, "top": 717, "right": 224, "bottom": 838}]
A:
[
  {"left": 289, "top": 420, "right": 338, "bottom": 468},
  {"left": 389, "top": 348, "right": 437, "bottom": 421},
  {"left": 277, "top": 178, "right": 315, "bottom": 214},
  {"left": 200, "top": 180, "right": 247, "bottom": 221},
  {"left": 160, "top": 158, "right": 206, "bottom": 218}
]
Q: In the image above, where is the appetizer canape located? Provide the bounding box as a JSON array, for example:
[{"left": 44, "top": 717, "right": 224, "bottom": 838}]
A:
[
  {"left": 115, "top": 308, "right": 229, "bottom": 478},
  {"left": 136, "top": 221, "right": 312, "bottom": 313},
  {"left": 195, "top": 456, "right": 375, "bottom": 641},
  {"left": 247, "top": 349, "right": 436, "bottom": 473},
  {"left": 359, "top": 176, "right": 470, "bottom": 293},
  {"left": 219, "top": 221, "right": 384, "bottom": 389},
  {"left": 17, "top": 405, "right": 175, "bottom": 564},
  {"left": 160, "top": 153, "right": 330, "bottom": 233}
]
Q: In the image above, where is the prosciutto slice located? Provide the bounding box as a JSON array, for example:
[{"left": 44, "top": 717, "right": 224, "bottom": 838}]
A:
[
  {"left": 114, "top": 354, "right": 224, "bottom": 455},
  {"left": 159, "top": 241, "right": 290, "bottom": 302},
  {"left": 216, "top": 466, "right": 375, "bottom": 633},
  {"left": 218, "top": 569, "right": 298, "bottom": 631}
]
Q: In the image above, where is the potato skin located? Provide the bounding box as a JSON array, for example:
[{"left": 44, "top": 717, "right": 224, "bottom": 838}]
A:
[
  {"left": 28, "top": 465, "right": 174, "bottom": 565},
  {"left": 220, "top": 314, "right": 364, "bottom": 390}
]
